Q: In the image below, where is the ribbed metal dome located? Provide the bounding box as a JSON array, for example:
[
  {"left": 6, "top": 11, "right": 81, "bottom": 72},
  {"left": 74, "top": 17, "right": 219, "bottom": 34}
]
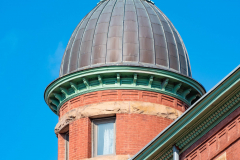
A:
[{"left": 60, "top": 0, "right": 192, "bottom": 77}]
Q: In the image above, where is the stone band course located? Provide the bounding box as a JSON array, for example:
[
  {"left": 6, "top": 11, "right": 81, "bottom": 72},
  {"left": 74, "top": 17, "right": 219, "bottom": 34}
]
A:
[
  {"left": 55, "top": 101, "right": 184, "bottom": 134},
  {"left": 55, "top": 90, "right": 187, "bottom": 134}
]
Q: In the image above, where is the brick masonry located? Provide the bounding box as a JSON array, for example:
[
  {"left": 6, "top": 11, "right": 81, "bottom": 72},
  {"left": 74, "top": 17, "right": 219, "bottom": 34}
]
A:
[
  {"left": 58, "top": 113, "right": 174, "bottom": 159},
  {"left": 59, "top": 90, "right": 188, "bottom": 118},
  {"left": 58, "top": 133, "right": 65, "bottom": 160},
  {"left": 71, "top": 118, "right": 91, "bottom": 160},
  {"left": 57, "top": 90, "right": 189, "bottom": 160},
  {"left": 55, "top": 101, "right": 184, "bottom": 134},
  {"left": 116, "top": 114, "right": 173, "bottom": 155},
  {"left": 180, "top": 106, "right": 240, "bottom": 160}
]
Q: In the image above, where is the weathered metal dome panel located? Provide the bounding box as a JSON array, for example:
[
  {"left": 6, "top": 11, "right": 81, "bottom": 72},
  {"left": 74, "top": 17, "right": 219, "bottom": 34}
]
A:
[{"left": 60, "top": 0, "right": 192, "bottom": 77}]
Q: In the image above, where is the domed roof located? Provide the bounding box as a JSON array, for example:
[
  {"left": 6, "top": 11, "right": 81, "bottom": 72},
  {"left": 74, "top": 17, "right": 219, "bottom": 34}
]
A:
[{"left": 60, "top": 0, "right": 192, "bottom": 77}]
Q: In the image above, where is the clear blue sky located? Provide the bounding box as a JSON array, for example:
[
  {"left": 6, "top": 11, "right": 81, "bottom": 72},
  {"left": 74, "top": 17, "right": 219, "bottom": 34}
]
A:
[{"left": 0, "top": 0, "right": 239, "bottom": 159}]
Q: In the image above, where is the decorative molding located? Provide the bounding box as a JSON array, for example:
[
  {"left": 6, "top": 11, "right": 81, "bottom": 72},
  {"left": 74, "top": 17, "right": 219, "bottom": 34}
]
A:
[
  {"left": 83, "top": 78, "right": 89, "bottom": 89},
  {"left": 131, "top": 67, "right": 240, "bottom": 160},
  {"left": 182, "top": 89, "right": 191, "bottom": 98},
  {"left": 117, "top": 73, "right": 120, "bottom": 86},
  {"left": 70, "top": 82, "right": 78, "bottom": 92},
  {"left": 149, "top": 76, "right": 154, "bottom": 87},
  {"left": 154, "top": 90, "right": 240, "bottom": 160},
  {"left": 133, "top": 74, "right": 138, "bottom": 86},
  {"left": 177, "top": 91, "right": 240, "bottom": 149},
  {"left": 50, "top": 99, "right": 59, "bottom": 106},
  {"left": 44, "top": 66, "right": 205, "bottom": 115},
  {"left": 188, "top": 94, "right": 199, "bottom": 103},
  {"left": 60, "top": 87, "right": 68, "bottom": 96},
  {"left": 173, "top": 83, "right": 182, "bottom": 94},
  {"left": 50, "top": 104, "right": 57, "bottom": 111},
  {"left": 53, "top": 93, "right": 62, "bottom": 101},
  {"left": 98, "top": 75, "right": 103, "bottom": 86},
  {"left": 161, "top": 79, "right": 169, "bottom": 91}
]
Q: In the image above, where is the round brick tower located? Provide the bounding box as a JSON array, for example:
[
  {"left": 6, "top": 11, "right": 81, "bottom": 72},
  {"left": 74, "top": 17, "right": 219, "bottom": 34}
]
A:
[{"left": 44, "top": 0, "right": 205, "bottom": 159}]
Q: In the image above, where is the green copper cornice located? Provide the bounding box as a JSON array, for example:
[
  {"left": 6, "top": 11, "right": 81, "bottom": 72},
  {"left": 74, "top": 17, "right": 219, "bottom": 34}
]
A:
[
  {"left": 44, "top": 66, "right": 205, "bottom": 115},
  {"left": 131, "top": 65, "right": 240, "bottom": 160},
  {"left": 152, "top": 90, "right": 240, "bottom": 160}
]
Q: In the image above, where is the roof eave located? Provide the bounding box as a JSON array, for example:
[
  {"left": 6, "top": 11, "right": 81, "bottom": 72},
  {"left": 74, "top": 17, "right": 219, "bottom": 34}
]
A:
[{"left": 131, "top": 65, "right": 240, "bottom": 160}]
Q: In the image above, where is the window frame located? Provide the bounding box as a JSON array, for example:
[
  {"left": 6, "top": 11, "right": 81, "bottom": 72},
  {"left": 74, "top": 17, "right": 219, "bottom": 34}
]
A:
[
  {"left": 92, "top": 117, "right": 116, "bottom": 157},
  {"left": 65, "top": 132, "right": 69, "bottom": 160}
]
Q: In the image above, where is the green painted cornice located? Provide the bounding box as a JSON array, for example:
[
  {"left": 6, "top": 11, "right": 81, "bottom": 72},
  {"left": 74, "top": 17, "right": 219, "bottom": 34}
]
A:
[
  {"left": 131, "top": 65, "right": 240, "bottom": 160},
  {"left": 44, "top": 66, "right": 205, "bottom": 115}
]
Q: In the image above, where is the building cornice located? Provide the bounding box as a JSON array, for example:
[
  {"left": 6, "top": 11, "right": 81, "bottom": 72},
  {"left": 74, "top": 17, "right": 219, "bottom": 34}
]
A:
[
  {"left": 131, "top": 65, "right": 240, "bottom": 160},
  {"left": 44, "top": 66, "right": 205, "bottom": 115}
]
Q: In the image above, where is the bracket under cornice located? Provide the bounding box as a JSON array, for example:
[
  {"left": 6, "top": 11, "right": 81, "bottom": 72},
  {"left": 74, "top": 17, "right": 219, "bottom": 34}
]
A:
[{"left": 44, "top": 66, "right": 205, "bottom": 115}]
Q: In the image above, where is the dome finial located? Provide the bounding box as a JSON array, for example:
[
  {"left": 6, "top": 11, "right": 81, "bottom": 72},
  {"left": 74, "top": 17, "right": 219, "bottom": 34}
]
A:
[
  {"left": 146, "top": 0, "right": 155, "bottom": 5},
  {"left": 97, "top": 0, "right": 107, "bottom": 5}
]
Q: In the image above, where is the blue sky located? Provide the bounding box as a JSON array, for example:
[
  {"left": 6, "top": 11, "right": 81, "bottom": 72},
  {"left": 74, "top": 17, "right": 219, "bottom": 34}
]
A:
[{"left": 0, "top": 0, "right": 239, "bottom": 159}]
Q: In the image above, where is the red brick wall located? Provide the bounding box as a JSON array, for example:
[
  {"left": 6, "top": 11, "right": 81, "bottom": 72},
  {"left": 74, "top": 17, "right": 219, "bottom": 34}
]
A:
[
  {"left": 59, "top": 90, "right": 188, "bottom": 118},
  {"left": 69, "top": 118, "right": 91, "bottom": 159},
  {"left": 60, "top": 114, "right": 173, "bottom": 159},
  {"left": 180, "top": 106, "right": 240, "bottom": 160},
  {"left": 116, "top": 114, "right": 173, "bottom": 155},
  {"left": 58, "top": 133, "right": 65, "bottom": 160},
  {"left": 57, "top": 90, "right": 188, "bottom": 159},
  {"left": 215, "top": 138, "right": 240, "bottom": 160}
]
